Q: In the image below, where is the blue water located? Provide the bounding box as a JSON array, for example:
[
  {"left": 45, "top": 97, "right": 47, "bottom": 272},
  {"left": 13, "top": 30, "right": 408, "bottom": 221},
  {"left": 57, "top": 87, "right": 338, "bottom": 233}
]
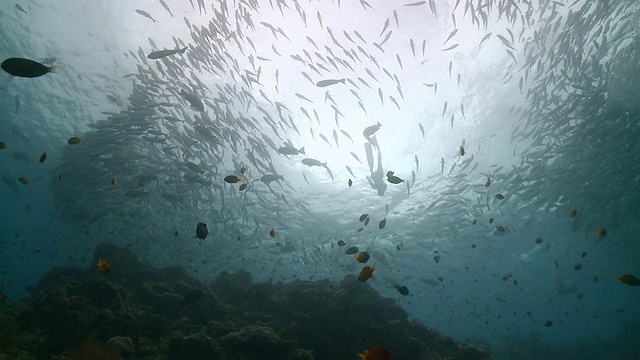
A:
[{"left": 1, "top": 0, "right": 640, "bottom": 358}]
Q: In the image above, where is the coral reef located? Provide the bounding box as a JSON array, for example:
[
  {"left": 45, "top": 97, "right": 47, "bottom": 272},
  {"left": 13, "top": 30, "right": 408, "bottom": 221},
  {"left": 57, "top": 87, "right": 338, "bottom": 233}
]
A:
[{"left": 0, "top": 242, "right": 491, "bottom": 359}]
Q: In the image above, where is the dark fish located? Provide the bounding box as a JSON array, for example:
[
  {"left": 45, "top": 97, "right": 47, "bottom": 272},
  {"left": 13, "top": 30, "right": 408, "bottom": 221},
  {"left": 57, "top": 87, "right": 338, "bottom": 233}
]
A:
[
  {"left": 315, "top": 78, "right": 345, "bottom": 87},
  {"left": 544, "top": 320, "right": 552, "bottom": 327},
  {"left": 38, "top": 152, "right": 47, "bottom": 163},
  {"left": 345, "top": 246, "right": 359, "bottom": 255},
  {"left": 224, "top": 175, "right": 241, "bottom": 183},
  {"left": 180, "top": 89, "right": 204, "bottom": 111},
  {"left": 615, "top": 274, "right": 639, "bottom": 286},
  {"left": 364, "top": 217, "right": 370, "bottom": 226},
  {"left": 337, "top": 240, "right": 346, "bottom": 247},
  {"left": 379, "top": 218, "right": 386, "bottom": 229},
  {"left": 348, "top": 179, "right": 353, "bottom": 187},
  {"left": 535, "top": 237, "right": 543, "bottom": 244},
  {"left": 195, "top": 222, "right": 208, "bottom": 239},
  {"left": 239, "top": 183, "right": 248, "bottom": 191},
  {"left": 495, "top": 193, "right": 505, "bottom": 200},
  {"left": 386, "top": 171, "right": 404, "bottom": 184},
  {"left": 359, "top": 213, "right": 369, "bottom": 222},
  {"left": 181, "top": 289, "right": 203, "bottom": 305},
  {"left": 1, "top": 58, "right": 55, "bottom": 78},
  {"left": 147, "top": 47, "right": 188, "bottom": 59},
  {"left": 394, "top": 285, "right": 409, "bottom": 296},
  {"left": 67, "top": 136, "right": 84, "bottom": 145},
  {"left": 355, "top": 251, "right": 370, "bottom": 263}
]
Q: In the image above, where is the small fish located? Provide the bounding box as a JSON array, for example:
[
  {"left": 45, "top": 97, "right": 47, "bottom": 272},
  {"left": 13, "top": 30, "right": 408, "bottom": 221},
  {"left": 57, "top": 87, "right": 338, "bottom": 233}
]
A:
[
  {"left": 489, "top": 218, "right": 494, "bottom": 224},
  {"left": 67, "top": 136, "right": 84, "bottom": 145},
  {"left": 277, "top": 146, "right": 305, "bottom": 155},
  {"left": 459, "top": 146, "right": 465, "bottom": 156},
  {"left": 574, "top": 263, "right": 583, "bottom": 270},
  {"left": 364, "top": 217, "right": 370, "bottom": 226},
  {"left": 135, "top": 9, "right": 157, "bottom": 22},
  {"left": 316, "top": 78, "right": 345, "bottom": 87},
  {"left": 358, "top": 346, "right": 391, "bottom": 360},
  {"left": 485, "top": 177, "right": 491, "bottom": 187},
  {"left": 38, "top": 152, "right": 47, "bottom": 163},
  {"left": 386, "top": 171, "right": 404, "bottom": 184},
  {"left": 535, "top": 237, "right": 543, "bottom": 244},
  {"left": 195, "top": 222, "right": 208, "bottom": 239},
  {"left": 615, "top": 274, "right": 640, "bottom": 286},
  {"left": 495, "top": 194, "right": 504, "bottom": 200},
  {"left": 111, "top": 177, "right": 117, "bottom": 186},
  {"left": 348, "top": 179, "right": 353, "bottom": 187},
  {"left": 595, "top": 228, "right": 606, "bottom": 238},
  {"left": 15, "top": 4, "right": 28, "bottom": 14},
  {"left": 97, "top": 259, "right": 111, "bottom": 273},
  {"left": 302, "top": 158, "right": 326, "bottom": 167},
  {"left": 345, "top": 246, "right": 359, "bottom": 255},
  {"left": 239, "top": 183, "right": 248, "bottom": 191},
  {"left": 379, "top": 218, "right": 386, "bottom": 229},
  {"left": 355, "top": 251, "right": 370, "bottom": 263},
  {"left": 394, "top": 285, "right": 409, "bottom": 296},
  {"left": 495, "top": 226, "right": 505, "bottom": 233},
  {"left": 0, "top": 142, "right": 10, "bottom": 150},
  {"left": 569, "top": 208, "right": 577, "bottom": 217},
  {"left": 1, "top": 58, "right": 55, "bottom": 78},
  {"left": 337, "top": 240, "right": 346, "bottom": 247},
  {"left": 261, "top": 174, "right": 284, "bottom": 183},
  {"left": 270, "top": 228, "right": 278, "bottom": 237},
  {"left": 358, "top": 264, "right": 376, "bottom": 282},
  {"left": 18, "top": 177, "right": 32, "bottom": 185},
  {"left": 224, "top": 175, "right": 243, "bottom": 184},
  {"left": 147, "top": 47, "right": 188, "bottom": 59},
  {"left": 359, "top": 213, "right": 369, "bottom": 222},
  {"left": 544, "top": 320, "right": 552, "bottom": 327},
  {"left": 240, "top": 166, "right": 249, "bottom": 174}
]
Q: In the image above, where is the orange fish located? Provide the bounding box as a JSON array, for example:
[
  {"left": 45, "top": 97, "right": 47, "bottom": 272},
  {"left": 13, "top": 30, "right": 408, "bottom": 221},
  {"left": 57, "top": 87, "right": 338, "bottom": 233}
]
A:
[
  {"left": 358, "top": 264, "right": 376, "bottom": 282},
  {"left": 355, "top": 251, "right": 370, "bottom": 263},
  {"left": 595, "top": 228, "right": 606, "bottom": 238},
  {"left": 97, "top": 259, "right": 111, "bottom": 273},
  {"left": 615, "top": 274, "right": 639, "bottom": 286},
  {"left": 358, "top": 346, "right": 392, "bottom": 360},
  {"left": 270, "top": 228, "right": 278, "bottom": 238}
]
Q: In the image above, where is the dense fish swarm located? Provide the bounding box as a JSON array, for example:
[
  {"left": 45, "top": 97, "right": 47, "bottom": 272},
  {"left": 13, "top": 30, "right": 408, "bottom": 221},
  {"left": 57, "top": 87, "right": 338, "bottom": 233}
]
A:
[{"left": 1, "top": 0, "right": 639, "bottom": 355}]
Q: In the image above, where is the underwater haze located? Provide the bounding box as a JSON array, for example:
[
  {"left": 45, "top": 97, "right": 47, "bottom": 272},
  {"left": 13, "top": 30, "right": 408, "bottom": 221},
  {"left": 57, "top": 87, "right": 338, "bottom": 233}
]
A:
[{"left": 1, "top": 0, "right": 640, "bottom": 358}]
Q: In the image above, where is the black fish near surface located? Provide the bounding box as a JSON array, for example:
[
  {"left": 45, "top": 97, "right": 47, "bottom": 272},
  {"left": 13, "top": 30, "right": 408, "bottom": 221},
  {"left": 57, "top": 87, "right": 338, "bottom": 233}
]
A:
[
  {"left": 195, "top": 222, "right": 208, "bottom": 239},
  {"left": 2, "top": 57, "right": 55, "bottom": 78}
]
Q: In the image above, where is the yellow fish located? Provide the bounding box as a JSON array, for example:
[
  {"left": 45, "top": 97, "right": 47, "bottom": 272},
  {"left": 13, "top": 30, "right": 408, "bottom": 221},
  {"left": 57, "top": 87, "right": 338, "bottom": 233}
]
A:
[{"left": 111, "top": 177, "right": 117, "bottom": 186}]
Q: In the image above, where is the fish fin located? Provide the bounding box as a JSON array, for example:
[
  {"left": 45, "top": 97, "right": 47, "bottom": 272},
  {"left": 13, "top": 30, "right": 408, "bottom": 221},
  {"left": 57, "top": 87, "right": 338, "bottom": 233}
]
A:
[
  {"left": 299, "top": 147, "right": 305, "bottom": 155},
  {"left": 48, "top": 66, "right": 56, "bottom": 74},
  {"left": 340, "top": 78, "right": 346, "bottom": 83},
  {"left": 615, "top": 275, "right": 621, "bottom": 281},
  {"left": 357, "top": 354, "right": 367, "bottom": 360}
]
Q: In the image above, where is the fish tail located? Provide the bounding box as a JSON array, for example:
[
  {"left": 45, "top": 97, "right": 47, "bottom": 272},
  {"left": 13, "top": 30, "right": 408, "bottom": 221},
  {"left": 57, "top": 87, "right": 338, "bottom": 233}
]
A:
[
  {"left": 615, "top": 275, "right": 621, "bottom": 281},
  {"left": 340, "top": 78, "right": 345, "bottom": 83},
  {"left": 48, "top": 66, "right": 56, "bottom": 74},
  {"left": 180, "top": 47, "right": 188, "bottom": 53},
  {"left": 299, "top": 147, "right": 305, "bottom": 155}
]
